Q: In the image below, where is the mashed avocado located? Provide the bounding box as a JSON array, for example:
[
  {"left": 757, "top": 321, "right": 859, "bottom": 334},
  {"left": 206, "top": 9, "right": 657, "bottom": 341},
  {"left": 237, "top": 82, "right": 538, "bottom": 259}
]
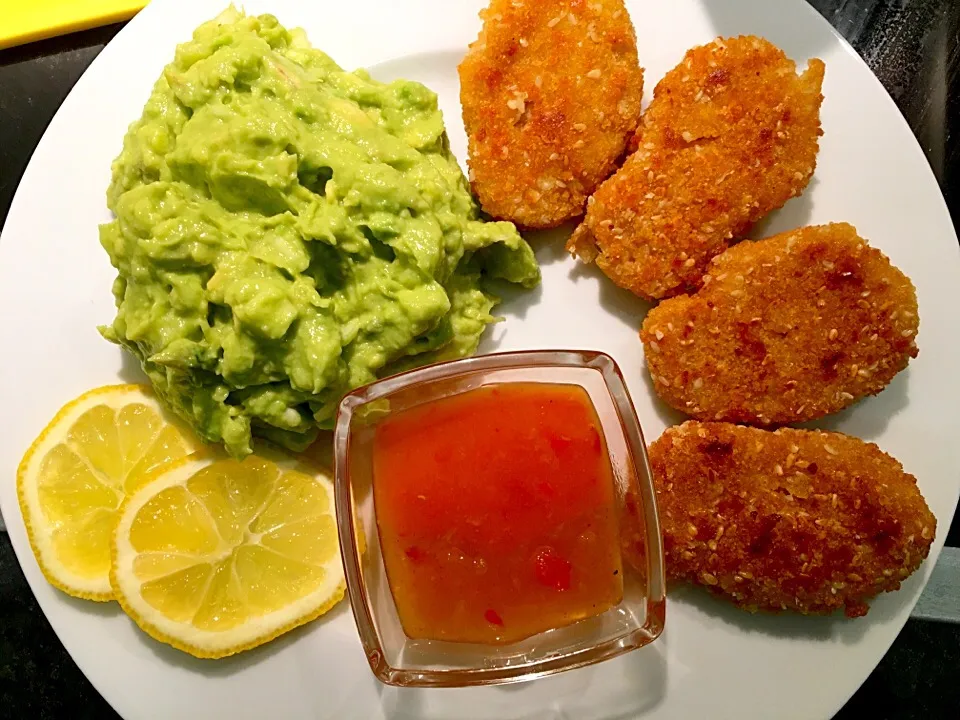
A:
[{"left": 100, "top": 9, "right": 539, "bottom": 457}]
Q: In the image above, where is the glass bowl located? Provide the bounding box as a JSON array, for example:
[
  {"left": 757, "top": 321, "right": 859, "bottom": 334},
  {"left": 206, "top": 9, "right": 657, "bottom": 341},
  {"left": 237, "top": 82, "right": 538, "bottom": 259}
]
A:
[{"left": 333, "top": 349, "right": 666, "bottom": 688}]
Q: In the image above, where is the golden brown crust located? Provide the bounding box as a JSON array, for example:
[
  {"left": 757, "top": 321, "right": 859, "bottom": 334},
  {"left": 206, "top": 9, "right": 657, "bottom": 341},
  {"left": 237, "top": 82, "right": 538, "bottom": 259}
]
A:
[
  {"left": 649, "top": 422, "right": 935, "bottom": 617},
  {"left": 641, "top": 223, "right": 919, "bottom": 425},
  {"left": 459, "top": 0, "right": 643, "bottom": 229},
  {"left": 568, "top": 35, "right": 824, "bottom": 299}
]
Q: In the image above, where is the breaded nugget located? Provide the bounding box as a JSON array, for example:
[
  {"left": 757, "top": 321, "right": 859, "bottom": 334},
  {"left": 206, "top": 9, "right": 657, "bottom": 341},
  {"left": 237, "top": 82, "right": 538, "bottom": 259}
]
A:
[
  {"left": 649, "top": 421, "right": 935, "bottom": 617},
  {"left": 568, "top": 36, "right": 825, "bottom": 299},
  {"left": 459, "top": 0, "right": 643, "bottom": 229},
  {"left": 641, "top": 224, "right": 919, "bottom": 425}
]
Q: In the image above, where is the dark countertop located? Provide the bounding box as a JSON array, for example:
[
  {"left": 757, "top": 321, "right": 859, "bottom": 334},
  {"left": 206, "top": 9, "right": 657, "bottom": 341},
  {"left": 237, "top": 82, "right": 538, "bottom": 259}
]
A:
[{"left": 1, "top": 2, "right": 958, "bottom": 718}]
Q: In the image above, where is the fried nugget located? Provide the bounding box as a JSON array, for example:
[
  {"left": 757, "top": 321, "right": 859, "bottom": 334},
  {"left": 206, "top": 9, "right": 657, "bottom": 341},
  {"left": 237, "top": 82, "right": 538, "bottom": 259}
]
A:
[
  {"left": 641, "top": 224, "right": 919, "bottom": 425},
  {"left": 568, "top": 36, "right": 825, "bottom": 299},
  {"left": 649, "top": 421, "right": 935, "bottom": 617},
  {"left": 459, "top": 0, "right": 643, "bottom": 229}
]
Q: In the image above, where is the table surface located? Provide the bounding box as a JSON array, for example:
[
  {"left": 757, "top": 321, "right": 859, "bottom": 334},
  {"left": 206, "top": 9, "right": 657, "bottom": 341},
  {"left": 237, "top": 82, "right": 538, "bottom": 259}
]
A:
[{"left": 1, "top": 1, "right": 959, "bottom": 718}]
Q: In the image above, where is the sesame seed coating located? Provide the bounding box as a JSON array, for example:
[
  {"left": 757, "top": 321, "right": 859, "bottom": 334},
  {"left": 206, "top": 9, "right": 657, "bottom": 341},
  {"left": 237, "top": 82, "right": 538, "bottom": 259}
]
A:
[
  {"left": 568, "top": 35, "right": 824, "bottom": 299},
  {"left": 644, "top": 422, "right": 935, "bottom": 618},
  {"left": 641, "top": 223, "right": 919, "bottom": 425},
  {"left": 459, "top": 0, "right": 643, "bottom": 229}
]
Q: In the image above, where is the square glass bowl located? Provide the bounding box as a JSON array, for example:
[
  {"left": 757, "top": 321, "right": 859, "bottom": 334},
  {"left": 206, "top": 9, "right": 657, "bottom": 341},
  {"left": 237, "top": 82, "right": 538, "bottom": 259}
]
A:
[{"left": 333, "top": 350, "right": 666, "bottom": 687}]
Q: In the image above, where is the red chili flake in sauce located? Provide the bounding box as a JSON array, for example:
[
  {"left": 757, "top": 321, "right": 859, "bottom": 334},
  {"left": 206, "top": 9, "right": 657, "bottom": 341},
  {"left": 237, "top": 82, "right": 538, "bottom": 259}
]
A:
[{"left": 373, "top": 383, "right": 624, "bottom": 645}]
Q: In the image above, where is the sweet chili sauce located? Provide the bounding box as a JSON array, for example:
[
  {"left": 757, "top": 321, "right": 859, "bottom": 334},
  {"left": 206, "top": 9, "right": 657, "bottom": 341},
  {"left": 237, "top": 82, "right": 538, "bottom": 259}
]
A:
[{"left": 372, "top": 382, "right": 623, "bottom": 645}]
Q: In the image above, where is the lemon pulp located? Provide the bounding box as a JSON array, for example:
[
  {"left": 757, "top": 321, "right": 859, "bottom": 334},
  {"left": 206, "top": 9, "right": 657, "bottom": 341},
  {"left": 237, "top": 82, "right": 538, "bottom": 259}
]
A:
[
  {"left": 19, "top": 385, "right": 199, "bottom": 599},
  {"left": 111, "top": 453, "right": 344, "bottom": 658}
]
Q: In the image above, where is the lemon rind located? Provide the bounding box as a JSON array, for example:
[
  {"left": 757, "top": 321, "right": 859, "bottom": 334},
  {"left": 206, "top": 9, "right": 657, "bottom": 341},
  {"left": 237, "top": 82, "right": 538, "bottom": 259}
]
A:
[
  {"left": 110, "top": 453, "right": 346, "bottom": 659},
  {"left": 17, "top": 384, "right": 166, "bottom": 601}
]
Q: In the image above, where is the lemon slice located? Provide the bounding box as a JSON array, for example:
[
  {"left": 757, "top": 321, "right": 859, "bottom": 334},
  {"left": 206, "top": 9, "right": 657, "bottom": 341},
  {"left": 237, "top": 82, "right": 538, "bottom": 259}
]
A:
[
  {"left": 17, "top": 385, "right": 201, "bottom": 601},
  {"left": 110, "top": 451, "right": 345, "bottom": 659}
]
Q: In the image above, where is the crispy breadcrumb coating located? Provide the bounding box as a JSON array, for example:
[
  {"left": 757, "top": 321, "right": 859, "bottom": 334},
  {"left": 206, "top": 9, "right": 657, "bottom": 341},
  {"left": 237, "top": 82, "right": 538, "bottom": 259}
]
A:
[
  {"left": 459, "top": 0, "right": 643, "bottom": 229},
  {"left": 649, "top": 422, "right": 935, "bottom": 617},
  {"left": 568, "top": 35, "right": 824, "bottom": 299},
  {"left": 641, "top": 224, "right": 919, "bottom": 425}
]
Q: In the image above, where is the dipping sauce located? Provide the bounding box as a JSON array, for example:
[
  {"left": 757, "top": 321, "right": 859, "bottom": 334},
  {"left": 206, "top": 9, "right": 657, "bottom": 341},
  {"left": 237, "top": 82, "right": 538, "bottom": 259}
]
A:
[{"left": 372, "top": 382, "right": 623, "bottom": 645}]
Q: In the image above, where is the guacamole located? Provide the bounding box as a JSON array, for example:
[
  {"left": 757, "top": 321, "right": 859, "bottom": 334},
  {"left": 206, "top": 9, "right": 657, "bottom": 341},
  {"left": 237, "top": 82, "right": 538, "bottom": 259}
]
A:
[{"left": 100, "top": 9, "right": 539, "bottom": 457}]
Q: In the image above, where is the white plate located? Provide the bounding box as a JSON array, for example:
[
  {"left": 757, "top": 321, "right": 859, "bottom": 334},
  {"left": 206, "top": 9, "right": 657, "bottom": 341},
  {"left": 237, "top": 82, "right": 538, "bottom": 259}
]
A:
[{"left": 1, "top": 0, "right": 958, "bottom": 718}]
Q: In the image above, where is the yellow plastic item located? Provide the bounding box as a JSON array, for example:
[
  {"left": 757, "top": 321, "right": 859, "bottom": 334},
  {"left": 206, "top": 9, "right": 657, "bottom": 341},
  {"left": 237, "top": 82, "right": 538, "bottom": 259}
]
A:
[{"left": 0, "top": 0, "right": 147, "bottom": 51}]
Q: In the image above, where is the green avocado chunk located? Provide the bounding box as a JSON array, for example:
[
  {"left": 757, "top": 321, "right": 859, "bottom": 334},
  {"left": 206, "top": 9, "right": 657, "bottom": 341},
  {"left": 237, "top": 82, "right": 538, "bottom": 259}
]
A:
[{"left": 100, "top": 8, "right": 539, "bottom": 457}]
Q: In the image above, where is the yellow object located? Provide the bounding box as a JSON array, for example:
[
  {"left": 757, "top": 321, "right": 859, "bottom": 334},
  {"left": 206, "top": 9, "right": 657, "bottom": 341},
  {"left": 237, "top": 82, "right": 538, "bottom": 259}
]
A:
[
  {"left": 17, "top": 385, "right": 201, "bottom": 600},
  {"left": 0, "top": 0, "right": 147, "bottom": 51},
  {"left": 110, "top": 451, "right": 346, "bottom": 659}
]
